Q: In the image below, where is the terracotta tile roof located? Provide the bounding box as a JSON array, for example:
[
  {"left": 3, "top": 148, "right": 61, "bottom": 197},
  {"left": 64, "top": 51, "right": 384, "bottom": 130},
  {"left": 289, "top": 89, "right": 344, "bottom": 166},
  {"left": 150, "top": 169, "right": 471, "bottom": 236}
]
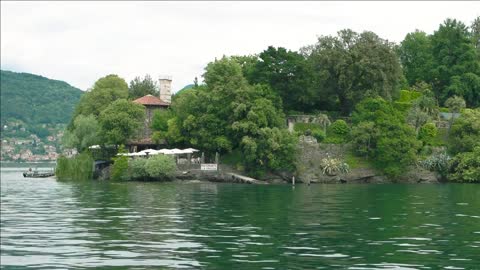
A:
[{"left": 133, "top": 95, "right": 169, "bottom": 106}]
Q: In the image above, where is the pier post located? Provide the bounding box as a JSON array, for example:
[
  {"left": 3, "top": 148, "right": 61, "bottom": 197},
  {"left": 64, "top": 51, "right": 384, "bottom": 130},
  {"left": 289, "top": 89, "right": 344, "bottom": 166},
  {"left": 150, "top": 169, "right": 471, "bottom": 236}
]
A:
[{"left": 292, "top": 176, "right": 295, "bottom": 186}]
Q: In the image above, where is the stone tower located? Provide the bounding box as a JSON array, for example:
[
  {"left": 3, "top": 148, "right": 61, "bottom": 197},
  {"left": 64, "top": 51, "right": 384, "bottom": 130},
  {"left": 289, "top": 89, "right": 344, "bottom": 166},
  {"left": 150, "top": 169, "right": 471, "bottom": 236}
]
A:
[{"left": 159, "top": 75, "right": 172, "bottom": 104}]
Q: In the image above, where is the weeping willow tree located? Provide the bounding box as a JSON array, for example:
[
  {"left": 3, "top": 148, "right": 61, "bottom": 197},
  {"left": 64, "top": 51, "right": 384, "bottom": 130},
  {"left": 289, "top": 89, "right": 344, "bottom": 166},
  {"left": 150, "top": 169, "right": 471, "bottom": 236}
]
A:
[{"left": 55, "top": 152, "right": 94, "bottom": 181}]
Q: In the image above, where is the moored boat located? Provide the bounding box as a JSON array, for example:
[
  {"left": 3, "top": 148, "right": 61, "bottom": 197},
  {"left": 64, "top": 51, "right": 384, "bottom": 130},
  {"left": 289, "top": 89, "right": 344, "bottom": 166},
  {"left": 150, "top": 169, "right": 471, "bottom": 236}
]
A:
[{"left": 23, "top": 170, "right": 55, "bottom": 178}]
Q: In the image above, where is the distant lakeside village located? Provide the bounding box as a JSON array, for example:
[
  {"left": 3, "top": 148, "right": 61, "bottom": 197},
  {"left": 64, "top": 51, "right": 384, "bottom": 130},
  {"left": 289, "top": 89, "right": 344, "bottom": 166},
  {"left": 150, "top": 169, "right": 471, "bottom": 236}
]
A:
[{"left": 0, "top": 125, "right": 68, "bottom": 162}]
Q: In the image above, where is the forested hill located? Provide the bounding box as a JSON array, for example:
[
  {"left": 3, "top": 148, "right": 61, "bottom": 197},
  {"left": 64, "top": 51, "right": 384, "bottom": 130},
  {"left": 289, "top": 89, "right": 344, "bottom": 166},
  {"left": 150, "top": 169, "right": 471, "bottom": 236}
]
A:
[{"left": 0, "top": 70, "right": 83, "bottom": 125}]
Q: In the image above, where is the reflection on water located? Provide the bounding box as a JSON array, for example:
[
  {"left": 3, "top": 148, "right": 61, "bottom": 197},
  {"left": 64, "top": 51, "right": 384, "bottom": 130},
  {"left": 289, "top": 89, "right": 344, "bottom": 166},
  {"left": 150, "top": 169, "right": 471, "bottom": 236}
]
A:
[{"left": 1, "top": 165, "right": 479, "bottom": 269}]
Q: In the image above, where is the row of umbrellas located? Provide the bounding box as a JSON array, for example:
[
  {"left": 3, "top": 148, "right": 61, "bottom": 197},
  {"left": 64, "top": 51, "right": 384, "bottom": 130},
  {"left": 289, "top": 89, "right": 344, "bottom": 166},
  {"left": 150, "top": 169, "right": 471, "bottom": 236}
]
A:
[{"left": 117, "top": 148, "right": 199, "bottom": 157}]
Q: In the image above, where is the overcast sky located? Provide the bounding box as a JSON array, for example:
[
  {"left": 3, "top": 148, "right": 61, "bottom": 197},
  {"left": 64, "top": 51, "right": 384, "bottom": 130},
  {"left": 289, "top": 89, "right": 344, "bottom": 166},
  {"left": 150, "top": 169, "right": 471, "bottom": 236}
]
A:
[{"left": 1, "top": 1, "right": 479, "bottom": 92}]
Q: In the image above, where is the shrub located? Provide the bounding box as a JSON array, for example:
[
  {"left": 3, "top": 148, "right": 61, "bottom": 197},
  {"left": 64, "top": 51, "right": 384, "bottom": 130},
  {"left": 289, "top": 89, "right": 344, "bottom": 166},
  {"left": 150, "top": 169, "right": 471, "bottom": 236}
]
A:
[
  {"left": 398, "top": 89, "right": 422, "bottom": 103},
  {"left": 145, "top": 155, "right": 177, "bottom": 180},
  {"left": 448, "top": 146, "right": 480, "bottom": 183},
  {"left": 320, "top": 156, "right": 350, "bottom": 176},
  {"left": 419, "top": 152, "right": 451, "bottom": 179},
  {"left": 418, "top": 122, "right": 438, "bottom": 146},
  {"left": 448, "top": 109, "right": 480, "bottom": 155},
  {"left": 55, "top": 152, "right": 94, "bottom": 181},
  {"left": 111, "top": 155, "right": 129, "bottom": 181},
  {"left": 351, "top": 97, "right": 420, "bottom": 177},
  {"left": 129, "top": 158, "right": 148, "bottom": 180},
  {"left": 328, "top": 120, "right": 349, "bottom": 136},
  {"left": 326, "top": 120, "right": 350, "bottom": 143},
  {"left": 311, "top": 130, "right": 325, "bottom": 142}
]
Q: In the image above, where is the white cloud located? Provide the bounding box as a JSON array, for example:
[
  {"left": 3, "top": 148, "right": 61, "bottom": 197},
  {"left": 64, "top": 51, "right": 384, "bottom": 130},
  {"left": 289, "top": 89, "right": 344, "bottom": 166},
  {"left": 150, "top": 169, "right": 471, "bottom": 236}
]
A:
[{"left": 1, "top": 1, "right": 479, "bottom": 91}]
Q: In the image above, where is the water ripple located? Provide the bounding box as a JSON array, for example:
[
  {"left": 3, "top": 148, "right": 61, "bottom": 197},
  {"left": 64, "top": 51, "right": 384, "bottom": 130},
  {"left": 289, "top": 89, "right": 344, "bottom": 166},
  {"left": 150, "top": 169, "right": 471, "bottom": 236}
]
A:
[{"left": 1, "top": 168, "right": 480, "bottom": 269}]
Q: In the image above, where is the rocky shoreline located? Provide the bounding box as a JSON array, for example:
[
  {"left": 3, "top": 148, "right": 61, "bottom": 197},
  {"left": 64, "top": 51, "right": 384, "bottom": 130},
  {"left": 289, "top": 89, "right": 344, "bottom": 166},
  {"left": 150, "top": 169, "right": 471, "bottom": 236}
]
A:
[
  {"left": 96, "top": 138, "right": 442, "bottom": 184},
  {"left": 173, "top": 166, "right": 440, "bottom": 185}
]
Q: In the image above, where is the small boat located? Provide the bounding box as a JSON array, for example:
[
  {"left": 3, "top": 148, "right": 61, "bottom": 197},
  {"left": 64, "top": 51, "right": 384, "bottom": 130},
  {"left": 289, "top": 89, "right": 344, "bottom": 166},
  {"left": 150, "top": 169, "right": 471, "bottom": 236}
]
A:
[{"left": 23, "top": 169, "right": 55, "bottom": 178}]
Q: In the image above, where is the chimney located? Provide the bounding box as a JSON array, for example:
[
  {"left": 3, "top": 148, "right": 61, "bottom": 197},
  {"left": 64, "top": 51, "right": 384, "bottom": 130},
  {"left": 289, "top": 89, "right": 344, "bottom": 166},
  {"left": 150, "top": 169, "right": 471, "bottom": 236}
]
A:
[{"left": 159, "top": 75, "right": 172, "bottom": 104}]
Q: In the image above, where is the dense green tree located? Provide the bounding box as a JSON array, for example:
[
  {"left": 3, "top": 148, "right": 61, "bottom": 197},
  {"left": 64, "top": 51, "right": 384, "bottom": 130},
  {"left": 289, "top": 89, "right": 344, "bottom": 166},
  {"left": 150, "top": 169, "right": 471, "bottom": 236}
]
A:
[
  {"left": 449, "top": 145, "right": 480, "bottom": 183},
  {"left": 350, "top": 121, "right": 378, "bottom": 158},
  {"left": 232, "top": 55, "right": 259, "bottom": 82},
  {"left": 447, "top": 108, "right": 480, "bottom": 183},
  {"left": 351, "top": 97, "right": 420, "bottom": 176},
  {"left": 128, "top": 74, "right": 158, "bottom": 99},
  {"left": 98, "top": 99, "right": 145, "bottom": 146},
  {"left": 430, "top": 18, "right": 480, "bottom": 105},
  {"left": 418, "top": 122, "right": 438, "bottom": 146},
  {"left": 72, "top": 74, "right": 129, "bottom": 122},
  {"left": 411, "top": 81, "right": 433, "bottom": 93},
  {"left": 306, "top": 30, "right": 403, "bottom": 114},
  {"left": 448, "top": 108, "right": 480, "bottom": 155},
  {"left": 170, "top": 57, "right": 295, "bottom": 176},
  {"left": 398, "top": 30, "right": 434, "bottom": 85},
  {"left": 151, "top": 109, "right": 173, "bottom": 143},
  {"left": 63, "top": 114, "right": 101, "bottom": 151},
  {"left": 470, "top": 16, "right": 480, "bottom": 54},
  {"left": 241, "top": 127, "right": 297, "bottom": 176},
  {"left": 248, "top": 46, "right": 315, "bottom": 112},
  {"left": 446, "top": 73, "right": 480, "bottom": 107}
]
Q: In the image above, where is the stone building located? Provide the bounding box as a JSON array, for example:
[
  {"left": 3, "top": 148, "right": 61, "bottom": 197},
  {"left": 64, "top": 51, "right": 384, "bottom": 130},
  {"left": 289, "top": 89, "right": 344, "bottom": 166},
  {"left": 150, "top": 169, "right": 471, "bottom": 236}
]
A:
[{"left": 128, "top": 76, "right": 172, "bottom": 152}]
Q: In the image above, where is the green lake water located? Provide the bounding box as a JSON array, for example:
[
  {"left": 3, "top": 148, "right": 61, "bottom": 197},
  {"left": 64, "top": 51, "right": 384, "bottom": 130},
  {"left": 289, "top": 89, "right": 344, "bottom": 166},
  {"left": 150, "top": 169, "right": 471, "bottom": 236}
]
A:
[{"left": 1, "top": 164, "right": 479, "bottom": 269}]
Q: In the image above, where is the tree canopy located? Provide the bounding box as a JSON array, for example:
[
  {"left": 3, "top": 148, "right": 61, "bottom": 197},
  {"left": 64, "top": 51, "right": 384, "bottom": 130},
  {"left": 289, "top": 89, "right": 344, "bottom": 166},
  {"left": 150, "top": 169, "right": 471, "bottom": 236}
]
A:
[
  {"left": 246, "top": 46, "right": 315, "bottom": 112},
  {"left": 63, "top": 114, "right": 101, "bottom": 152},
  {"left": 351, "top": 97, "right": 420, "bottom": 177},
  {"left": 165, "top": 56, "right": 296, "bottom": 176},
  {"left": 128, "top": 74, "right": 158, "bottom": 99},
  {"left": 305, "top": 30, "right": 403, "bottom": 114},
  {"left": 71, "top": 74, "right": 129, "bottom": 121},
  {"left": 398, "top": 30, "right": 434, "bottom": 85},
  {"left": 98, "top": 99, "right": 145, "bottom": 146},
  {"left": 431, "top": 19, "right": 480, "bottom": 106}
]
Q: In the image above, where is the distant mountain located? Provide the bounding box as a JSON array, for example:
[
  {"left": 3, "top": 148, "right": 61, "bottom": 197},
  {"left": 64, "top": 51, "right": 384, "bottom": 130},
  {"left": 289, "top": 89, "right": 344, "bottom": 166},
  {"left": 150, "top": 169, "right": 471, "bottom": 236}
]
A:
[
  {"left": 0, "top": 70, "right": 83, "bottom": 126},
  {"left": 174, "top": 84, "right": 195, "bottom": 96}
]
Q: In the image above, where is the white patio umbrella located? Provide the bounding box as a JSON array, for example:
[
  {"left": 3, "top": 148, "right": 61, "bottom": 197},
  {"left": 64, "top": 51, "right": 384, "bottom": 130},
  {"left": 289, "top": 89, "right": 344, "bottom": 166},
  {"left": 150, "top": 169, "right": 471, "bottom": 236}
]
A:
[
  {"left": 170, "top": 149, "right": 190, "bottom": 155},
  {"left": 88, "top": 145, "right": 101, "bottom": 149},
  {"left": 139, "top": 149, "right": 157, "bottom": 154},
  {"left": 117, "top": 152, "right": 146, "bottom": 157},
  {"left": 177, "top": 149, "right": 194, "bottom": 154},
  {"left": 157, "top": 149, "right": 174, "bottom": 155},
  {"left": 130, "top": 152, "right": 147, "bottom": 156}
]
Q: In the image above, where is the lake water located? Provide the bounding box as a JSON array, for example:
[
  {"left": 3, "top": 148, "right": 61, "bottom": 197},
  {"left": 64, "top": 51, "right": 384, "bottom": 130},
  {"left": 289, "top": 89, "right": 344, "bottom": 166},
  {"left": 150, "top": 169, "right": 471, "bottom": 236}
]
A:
[{"left": 1, "top": 164, "right": 479, "bottom": 269}]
